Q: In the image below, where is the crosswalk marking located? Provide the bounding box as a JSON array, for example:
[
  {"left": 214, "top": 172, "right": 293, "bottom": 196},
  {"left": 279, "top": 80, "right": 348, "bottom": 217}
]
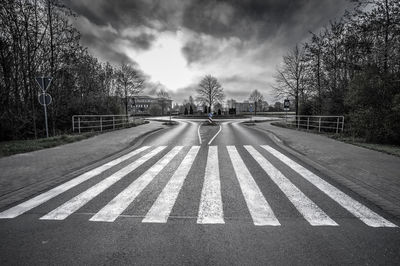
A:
[
  {"left": 244, "top": 146, "right": 337, "bottom": 226},
  {"left": 0, "top": 146, "right": 151, "bottom": 219},
  {"left": 261, "top": 145, "right": 397, "bottom": 228},
  {"left": 40, "top": 146, "right": 166, "bottom": 220},
  {"left": 90, "top": 146, "right": 183, "bottom": 222},
  {"left": 227, "top": 146, "right": 280, "bottom": 226},
  {"left": 197, "top": 146, "right": 224, "bottom": 224},
  {"left": 143, "top": 146, "right": 200, "bottom": 223},
  {"left": 1, "top": 144, "right": 397, "bottom": 227}
]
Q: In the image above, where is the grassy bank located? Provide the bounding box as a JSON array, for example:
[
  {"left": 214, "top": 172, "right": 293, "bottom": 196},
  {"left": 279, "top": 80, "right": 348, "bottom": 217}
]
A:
[
  {"left": 329, "top": 136, "right": 400, "bottom": 157},
  {"left": 0, "top": 133, "right": 97, "bottom": 157},
  {"left": 271, "top": 121, "right": 400, "bottom": 157},
  {"left": 0, "top": 120, "right": 149, "bottom": 157}
]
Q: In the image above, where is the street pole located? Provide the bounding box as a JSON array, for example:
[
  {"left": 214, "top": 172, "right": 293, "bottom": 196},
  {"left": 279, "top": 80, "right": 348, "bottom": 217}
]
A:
[
  {"left": 43, "top": 98, "right": 49, "bottom": 138},
  {"left": 42, "top": 78, "right": 49, "bottom": 138},
  {"left": 285, "top": 109, "right": 287, "bottom": 124},
  {"left": 44, "top": 99, "right": 49, "bottom": 138}
]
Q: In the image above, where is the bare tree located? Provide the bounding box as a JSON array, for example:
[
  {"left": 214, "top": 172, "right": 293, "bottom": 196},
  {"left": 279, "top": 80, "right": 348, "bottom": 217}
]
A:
[
  {"left": 156, "top": 89, "right": 170, "bottom": 116},
  {"left": 274, "top": 44, "right": 307, "bottom": 117},
  {"left": 249, "top": 89, "right": 264, "bottom": 116},
  {"left": 196, "top": 75, "right": 224, "bottom": 113},
  {"left": 188, "top": 95, "right": 195, "bottom": 107},
  {"left": 115, "top": 63, "right": 144, "bottom": 117},
  {"left": 304, "top": 32, "right": 325, "bottom": 114}
]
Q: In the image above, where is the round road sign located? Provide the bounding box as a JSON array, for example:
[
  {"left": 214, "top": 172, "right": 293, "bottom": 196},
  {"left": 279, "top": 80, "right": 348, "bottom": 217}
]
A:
[{"left": 38, "top": 93, "right": 52, "bottom": 106}]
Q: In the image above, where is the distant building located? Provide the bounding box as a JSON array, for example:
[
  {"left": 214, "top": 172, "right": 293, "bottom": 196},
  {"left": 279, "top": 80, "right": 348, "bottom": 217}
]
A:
[
  {"left": 129, "top": 95, "right": 172, "bottom": 115},
  {"left": 235, "top": 101, "right": 251, "bottom": 113},
  {"left": 232, "top": 100, "right": 269, "bottom": 114}
]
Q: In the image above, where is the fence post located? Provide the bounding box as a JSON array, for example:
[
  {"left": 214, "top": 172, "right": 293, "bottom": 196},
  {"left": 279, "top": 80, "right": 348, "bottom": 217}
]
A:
[
  {"left": 72, "top": 116, "right": 75, "bottom": 132},
  {"left": 307, "top": 117, "right": 310, "bottom": 131},
  {"left": 78, "top": 117, "right": 81, "bottom": 134},
  {"left": 336, "top": 117, "right": 339, "bottom": 133},
  {"left": 342, "top": 116, "right": 345, "bottom": 133},
  {"left": 100, "top": 116, "right": 103, "bottom": 132},
  {"left": 297, "top": 116, "right": 300, "bottom": 129},
  {"left": 318, "top": 117, "right": 321, "bottom": 132},
  {"left": 113, "top": 116, "right": 115, "bottom": 130}
]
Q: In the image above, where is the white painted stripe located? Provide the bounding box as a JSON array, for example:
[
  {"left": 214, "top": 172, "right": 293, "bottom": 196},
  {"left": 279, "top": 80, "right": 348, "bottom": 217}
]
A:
[
  {"left": 90, "top": 146, "right": 183, "bottom": 222},
  {"left": 261, "top": 145, "right": 397, "bottom": 228},
  {"left": 143, "top": 146, "right": 200, "bottom": 223},
  {"left": 197, "top": 123, "right": 202, "bottom": 144},
  {"left": 208, "top": 124, "right": 222, "bottom": 145},
  {"left": 40, "top": 146, "right": 166, "bottom": 220},
  {"left": 0, "top": 146, "right": 151, "bottom": 219},
  {"left": 227, "top": 146, "right": 280, "bottom": 226},
  {"left": 244, "top": 146, "right": 337, "bottom": 226},
  {"left": 197, "top": 146, "right": 224, "bottom": 224}
]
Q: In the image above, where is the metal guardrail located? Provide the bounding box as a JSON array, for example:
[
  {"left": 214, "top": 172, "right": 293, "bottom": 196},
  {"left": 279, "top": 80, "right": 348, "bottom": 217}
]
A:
[
  {"left": 72, "top": 115, "right": 144, "bottom": 133},
  {"left": 284, "top": 115, "right": 344, "bottom": 133}
]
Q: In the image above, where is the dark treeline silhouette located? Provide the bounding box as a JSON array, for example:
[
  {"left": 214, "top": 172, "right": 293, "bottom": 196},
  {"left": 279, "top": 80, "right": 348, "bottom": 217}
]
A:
[
  {"left": 275, "top": 0, "right": 400, "bottom": 144},
  {"left": 0, "top": 0, "right": 143, "bottom": 141}
]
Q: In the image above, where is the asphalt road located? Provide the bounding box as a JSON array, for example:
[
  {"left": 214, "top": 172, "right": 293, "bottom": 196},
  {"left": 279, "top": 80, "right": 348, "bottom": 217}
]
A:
[{"left": 0, "top": 119, "right": 399, "bottom": 265}]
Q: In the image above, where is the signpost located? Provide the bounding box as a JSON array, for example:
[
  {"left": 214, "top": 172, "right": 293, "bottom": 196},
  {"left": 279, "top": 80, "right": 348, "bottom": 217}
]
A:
[
  {"left": 284, "top": 99, "right": 290, "bottom": 123},
  {"left": 35, "top": 76, "right": 53, "bottom": 138},
  {"left": 249, "top": 104, "right": 253, "bottom": 122}
]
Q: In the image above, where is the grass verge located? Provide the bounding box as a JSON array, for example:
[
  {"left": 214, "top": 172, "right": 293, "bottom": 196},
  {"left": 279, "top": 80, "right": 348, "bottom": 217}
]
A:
[
  {"left": 162, "top": 121, "right": 178, "bottom": 126},
  {"left": 0, "top": 120, "right": 149, "bottom": 158},
  {"left": 201, "top": 121, "right": 220, "bottom": 126},
  {"left": 329, "top": 136, "right": 400, "bottom": 157},
  {"left": 271, "top": 121, "right": 400, "bottom": 157},
  {"left": 0, "top": 133, "right": 97, "bottom": 158}
]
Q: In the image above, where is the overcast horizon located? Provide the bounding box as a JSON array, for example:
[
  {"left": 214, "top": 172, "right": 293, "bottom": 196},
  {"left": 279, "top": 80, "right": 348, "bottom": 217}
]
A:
[{"left": 62, "top": 0, "right": 353, "bottom": 104}]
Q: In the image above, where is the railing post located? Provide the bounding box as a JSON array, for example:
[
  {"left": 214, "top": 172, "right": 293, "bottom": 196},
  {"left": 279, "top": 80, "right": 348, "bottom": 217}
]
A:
[
  {"left": 78, "top": 117, "right": 81, "bottom": 134},
  {"left": 100, "top": 116, "right": 103, "bottom": 132},
  {"left": 113, "top": 116, "right": 115, "bottom": 130},
  {"left": 307, "top": 117, "right": 310, "bottom": 131},
  {"left": 342, "top": 116, "right": 345, "bottom": 133},
  {"left": 318, "top": 117, "right": 321, "bottom": 132},
  {"left": 336, "top": 117, "right": 339, "bottom": 133}
]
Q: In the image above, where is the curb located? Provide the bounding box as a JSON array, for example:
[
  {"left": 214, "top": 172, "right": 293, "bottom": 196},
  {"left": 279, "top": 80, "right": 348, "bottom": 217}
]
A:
[
  {"left": 0, "top": 126, "right": 167, "bottom": 211},
  {"left": 249, "top": 124, "right": 400, "bottom": 220}
]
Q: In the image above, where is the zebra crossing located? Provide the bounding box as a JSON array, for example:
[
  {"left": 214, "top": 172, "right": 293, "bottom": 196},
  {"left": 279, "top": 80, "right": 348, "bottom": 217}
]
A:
[{"left": 0, "top": 145, "right": 397, "bottom": 228}]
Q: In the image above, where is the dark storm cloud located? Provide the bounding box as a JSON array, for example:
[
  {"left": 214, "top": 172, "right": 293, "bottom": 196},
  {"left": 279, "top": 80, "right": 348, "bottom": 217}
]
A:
[
  {"left": 129, "top": 33, "right": 156, "bottom": 50},
  {"left": 182, "top": 0, "right": 350, "bottom": 39},
  {"left": 64, "top": 0, "right": 351, "bottom": 60},
  {"left": 63, "top": 0, "right": 183, "bottom": 30},
  {"left": 62, "top": 0, "right": 186, "bottom": 63},
  {"left": 77, "top": 26, "right": 131, "bottom": 64},
  {"left": 61, "top": 0, "right": 353, "bottom": 102},
  {"left": 181, "top": 0, "right": 351, "bottom": 64}
]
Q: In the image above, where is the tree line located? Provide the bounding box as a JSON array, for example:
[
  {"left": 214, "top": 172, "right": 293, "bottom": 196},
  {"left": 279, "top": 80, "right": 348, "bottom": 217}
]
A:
[
  {"left": 0, "top": 0, "right": 145, "bottom": 141},
  {"left": 274, "top": 0, "right": 400, "bottom": 144}
]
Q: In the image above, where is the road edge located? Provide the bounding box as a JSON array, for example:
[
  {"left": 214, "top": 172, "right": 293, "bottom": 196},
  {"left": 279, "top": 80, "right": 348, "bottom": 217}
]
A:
[{"left": 249, "top": 124, "right": 400, "bottom": 220}]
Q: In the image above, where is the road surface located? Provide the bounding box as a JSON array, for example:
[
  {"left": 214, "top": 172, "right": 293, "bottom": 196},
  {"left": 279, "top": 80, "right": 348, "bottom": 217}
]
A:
[{"left": 0, "top": 119, "right": 399, "bottom": 265}]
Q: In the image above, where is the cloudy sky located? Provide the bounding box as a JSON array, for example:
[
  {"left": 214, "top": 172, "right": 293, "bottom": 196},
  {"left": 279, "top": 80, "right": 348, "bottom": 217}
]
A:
[{"left": 62, "top": 0, "right": 352, "bottom": 104}]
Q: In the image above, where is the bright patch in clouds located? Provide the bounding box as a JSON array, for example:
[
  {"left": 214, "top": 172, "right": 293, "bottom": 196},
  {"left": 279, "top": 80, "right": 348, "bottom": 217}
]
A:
[
  {"left": 68, "top": 0, "right": 351, "bottom": 103},
  {"left": 125, "top": 31, "right": 197, "bottom": 91}
]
